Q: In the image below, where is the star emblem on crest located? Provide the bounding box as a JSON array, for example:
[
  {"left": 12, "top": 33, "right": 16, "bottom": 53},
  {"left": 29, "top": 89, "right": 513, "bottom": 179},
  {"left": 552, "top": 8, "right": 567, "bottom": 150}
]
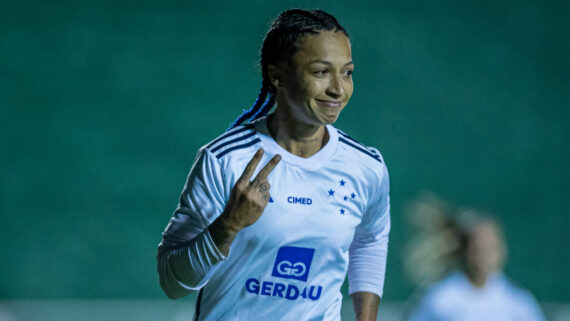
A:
[{"left": 326, "top": 178, "right": 359, "bottom": 216}]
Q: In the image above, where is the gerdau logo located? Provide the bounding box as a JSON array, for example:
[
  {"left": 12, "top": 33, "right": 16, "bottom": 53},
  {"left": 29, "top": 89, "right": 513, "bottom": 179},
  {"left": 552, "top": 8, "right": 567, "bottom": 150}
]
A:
[
  {"left": 245, "top": 278, "right": 322, "bottom": 301},
  {"left": 244, "top": 246, "right": 323, "bottom": 301}
]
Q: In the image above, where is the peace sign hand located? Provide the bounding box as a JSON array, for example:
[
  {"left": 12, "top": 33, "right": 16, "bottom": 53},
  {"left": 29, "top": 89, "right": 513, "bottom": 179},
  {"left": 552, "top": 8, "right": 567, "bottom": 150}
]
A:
[{"left": 208, "top": 149, "right": 281, "bottom": 255}]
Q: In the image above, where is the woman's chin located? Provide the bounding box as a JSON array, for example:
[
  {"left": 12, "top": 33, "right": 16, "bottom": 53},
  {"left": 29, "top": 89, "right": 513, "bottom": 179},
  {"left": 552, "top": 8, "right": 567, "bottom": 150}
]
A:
[{"left": 320, "top": 113, "right": 341, "bottom": 125}]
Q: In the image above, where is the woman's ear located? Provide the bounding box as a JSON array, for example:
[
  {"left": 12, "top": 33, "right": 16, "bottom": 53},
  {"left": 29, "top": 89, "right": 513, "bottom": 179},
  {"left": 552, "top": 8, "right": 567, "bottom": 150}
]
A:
[{"left": 268, "top": 64, "right": 282, "bottom": 89}]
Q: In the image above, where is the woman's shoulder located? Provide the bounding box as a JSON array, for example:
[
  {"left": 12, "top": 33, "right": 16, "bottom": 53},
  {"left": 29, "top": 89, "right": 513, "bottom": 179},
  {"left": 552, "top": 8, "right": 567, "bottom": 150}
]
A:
[
  {"left": 497, "top": 274, "right": 543, "bottom": 306},
  {"left": 420, "top": 271, "right": 471, "bottom": 302},
  {"left": 333, "top": 126, "right": 387, "bottom": 174},
  {"left": 335, "top": 128, "right": 385, "bottom": 162},
  {"left": 201, "top": 123, "right": 261, "bottom": 160}
]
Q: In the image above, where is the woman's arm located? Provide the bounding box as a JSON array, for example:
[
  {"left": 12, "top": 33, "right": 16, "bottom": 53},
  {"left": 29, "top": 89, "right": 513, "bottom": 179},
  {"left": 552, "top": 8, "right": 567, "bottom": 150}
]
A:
[
  {"left": 208, "top": 149, "right": 280, "bottom": 255},
  {"left": 157, "top": 148, "right": 228, "bottom": 298},
  {"left": 348, "top": 161, "right": 390, "bottom": 316},
  {"left": 157, "top": 149, "right": 280, "bottom": 298},
  {"left": 351, "top": 291, "right": 380, "bottom": 321},
  {"left": 157, "top": 229, "right": 225, "bottom": 299}
]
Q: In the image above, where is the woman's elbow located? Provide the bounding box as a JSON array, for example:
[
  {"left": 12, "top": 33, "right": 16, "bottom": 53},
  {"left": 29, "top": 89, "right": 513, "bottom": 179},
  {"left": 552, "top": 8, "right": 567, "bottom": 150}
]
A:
[
  {"left": 160, "top": 279, "right": 188, "bottom": 300},
  {"left": 157, "top": 251, "right": 193, "bottom": 299}
]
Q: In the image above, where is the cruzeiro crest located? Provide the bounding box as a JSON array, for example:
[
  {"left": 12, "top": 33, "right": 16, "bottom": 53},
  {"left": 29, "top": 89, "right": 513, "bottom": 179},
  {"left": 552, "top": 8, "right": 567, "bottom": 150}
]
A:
[{"left": 327, "top": 178, "right": 358, "bottom": 215}]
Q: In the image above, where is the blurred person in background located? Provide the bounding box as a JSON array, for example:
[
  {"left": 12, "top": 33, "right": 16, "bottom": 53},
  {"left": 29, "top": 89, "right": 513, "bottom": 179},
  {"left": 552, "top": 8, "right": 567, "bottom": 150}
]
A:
[{"left": 403, "top": 194, "right": 546, "bottom": 321}]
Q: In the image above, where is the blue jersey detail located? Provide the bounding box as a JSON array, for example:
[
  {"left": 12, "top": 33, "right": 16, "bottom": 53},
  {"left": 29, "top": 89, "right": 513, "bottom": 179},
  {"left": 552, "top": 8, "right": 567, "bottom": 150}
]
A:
[
  {"left": 244, "top": 246, "right": 322, "bottom": 302},
  {"left": 215, "top": 138, "right": 261, "bottom": 159},
  {"left": 271, "top": 246, "right": 314, "bottom": 282},
  {"left": 287, "top": 196, "right": 313, "bottom": 205},
  {"left": 210, "top": 130, "right": 256, "bottom": 153},
  {"left": 337, "top": 130, "right": 378, "bottom": 154},
  {"left": 245, "top": 278, "right": 323, "bottom": 301},
  {"left": 339, "top": 137, "right": 382, "bottom": 163},
  {"left": 206, "top": 124, "right": 254, "bottom": 149}
]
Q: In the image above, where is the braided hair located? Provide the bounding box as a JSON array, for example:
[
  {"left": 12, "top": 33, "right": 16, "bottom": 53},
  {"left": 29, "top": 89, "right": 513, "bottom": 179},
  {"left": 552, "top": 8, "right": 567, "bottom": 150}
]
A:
[{"left": 227, "top": 9, "right": 349, "bottom": 130}]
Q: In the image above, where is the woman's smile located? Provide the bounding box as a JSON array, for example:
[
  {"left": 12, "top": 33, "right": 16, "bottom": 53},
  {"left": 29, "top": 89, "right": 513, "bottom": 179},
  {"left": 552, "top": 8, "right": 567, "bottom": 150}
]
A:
[{"left": 315, "top": 99, "right": 343, "bottom": 108}]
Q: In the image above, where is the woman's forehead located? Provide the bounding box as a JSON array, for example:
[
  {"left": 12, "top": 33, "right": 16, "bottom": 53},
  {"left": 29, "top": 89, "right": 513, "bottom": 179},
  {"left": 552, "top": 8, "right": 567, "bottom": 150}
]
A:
[{"left": 293, "top": 31, "right": 352, "bottom": 65}]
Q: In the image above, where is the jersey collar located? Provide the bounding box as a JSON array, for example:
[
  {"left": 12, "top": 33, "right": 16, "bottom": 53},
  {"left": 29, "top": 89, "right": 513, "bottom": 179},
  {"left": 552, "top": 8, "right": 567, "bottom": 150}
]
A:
[{"left": 254, "top": 118, "right": 339, "bottom": 170}]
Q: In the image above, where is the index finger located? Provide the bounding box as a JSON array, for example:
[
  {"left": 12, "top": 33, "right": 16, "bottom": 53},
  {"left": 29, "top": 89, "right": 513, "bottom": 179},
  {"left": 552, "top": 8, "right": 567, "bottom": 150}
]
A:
[
  {"left": 238, "top": 148, "right": 264, "bottom": 181},
  {"left": 253, "top": 154, "right": 281, "bottom": 183}
]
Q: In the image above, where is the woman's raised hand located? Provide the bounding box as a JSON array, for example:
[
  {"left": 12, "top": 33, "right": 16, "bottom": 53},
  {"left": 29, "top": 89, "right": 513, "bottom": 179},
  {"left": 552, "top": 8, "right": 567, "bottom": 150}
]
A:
[
  {"left": 208, "top": 149, "right": 281, "bottom": 255},
  {"left": 226, "top": 148, "right": 281, "bottom": 228}
]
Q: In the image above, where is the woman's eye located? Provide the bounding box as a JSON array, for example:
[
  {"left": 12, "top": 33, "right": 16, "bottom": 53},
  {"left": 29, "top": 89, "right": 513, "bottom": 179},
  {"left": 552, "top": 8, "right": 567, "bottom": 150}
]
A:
[
  {"left": 314, "top": 70, "right": 328, "bottom": 77},
  {"left": 343, "top": 69, "right": 354, "bottom": 77}
]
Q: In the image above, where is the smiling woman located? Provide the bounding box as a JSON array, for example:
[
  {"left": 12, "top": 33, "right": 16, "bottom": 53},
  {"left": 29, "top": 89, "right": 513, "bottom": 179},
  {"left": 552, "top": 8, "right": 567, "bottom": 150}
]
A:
[
  {"left": 270, "top": 30, "right": 354, "bottom": 127},
  {"left": 266, "top": 29, "right": 354, "bottom": 158},
  {"left": 157, "top": 9, "right": 390, "bottom": 321}
]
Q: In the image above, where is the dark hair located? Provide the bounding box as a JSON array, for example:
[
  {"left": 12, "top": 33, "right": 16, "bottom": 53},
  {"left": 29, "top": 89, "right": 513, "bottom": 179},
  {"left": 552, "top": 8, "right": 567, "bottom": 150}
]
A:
[{"left": 227, "top": 9, "right": 349, "bottom": 130}]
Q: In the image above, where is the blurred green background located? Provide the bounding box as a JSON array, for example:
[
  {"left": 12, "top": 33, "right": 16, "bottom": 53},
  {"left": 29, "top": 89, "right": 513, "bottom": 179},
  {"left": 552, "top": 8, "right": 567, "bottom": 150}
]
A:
[{"left": 1, "top": 0, "right": 569, "bottom": 319}]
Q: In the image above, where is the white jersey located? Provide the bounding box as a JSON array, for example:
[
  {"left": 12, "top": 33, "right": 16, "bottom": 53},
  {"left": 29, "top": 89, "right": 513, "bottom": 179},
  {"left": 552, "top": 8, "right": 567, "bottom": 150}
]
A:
[
  {"left": 158, "top": 118, "right": 390, "bottom": 321},
  {"left": 407, "top": 271, "right": 547, "bottom": 321}
]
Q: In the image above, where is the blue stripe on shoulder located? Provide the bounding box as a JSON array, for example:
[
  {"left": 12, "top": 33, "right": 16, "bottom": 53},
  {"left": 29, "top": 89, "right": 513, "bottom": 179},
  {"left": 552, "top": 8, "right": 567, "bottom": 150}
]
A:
[
  {"left": 210, "top": 131, "right": 256, "bottom": 153},
  {"left": 337, "top": 130, "right": 380, "bottom": 156},
  {"left": 338, "top": 136, "right": 383, "bottom": 163},
  {"left": 215, "top": 138, "right": 261, "bottom": 159},
  {"left": 206, "top": 124, "right": 254, "bottom": 150}
]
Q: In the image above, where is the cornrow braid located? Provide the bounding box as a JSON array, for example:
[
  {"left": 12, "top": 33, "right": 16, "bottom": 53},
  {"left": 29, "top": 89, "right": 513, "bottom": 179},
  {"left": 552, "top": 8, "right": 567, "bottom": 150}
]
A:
[
  {"left": 250, "top": 92, "right": 275, "bottom": 120},
  {"left": 227, "top": 9, "right": 348, "bottom": 130},
  {"left": 228, "top": 80, "right": 272, "bottom": 130}
]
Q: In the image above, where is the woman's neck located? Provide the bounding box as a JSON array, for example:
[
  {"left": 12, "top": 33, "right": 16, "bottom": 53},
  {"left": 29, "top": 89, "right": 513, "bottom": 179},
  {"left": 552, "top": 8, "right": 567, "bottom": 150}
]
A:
[
  {"left": 466, "top": 273, "right": 488, "bottom": 288},
  {"left": 267, "top": 113, "right": 329, "bottom": 159},
  {"left": 465, "top": 268, "right": 492, "bottom": 288}
]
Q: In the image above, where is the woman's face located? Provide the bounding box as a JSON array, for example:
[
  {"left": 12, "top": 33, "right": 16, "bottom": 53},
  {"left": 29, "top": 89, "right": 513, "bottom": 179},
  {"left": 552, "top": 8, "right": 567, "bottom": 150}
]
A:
[
  {"left": 465, "top": 222, "right": 506, "bottom": 279},
  {"left": 275, "top": 30, "right": 354, "bottom": 126}
]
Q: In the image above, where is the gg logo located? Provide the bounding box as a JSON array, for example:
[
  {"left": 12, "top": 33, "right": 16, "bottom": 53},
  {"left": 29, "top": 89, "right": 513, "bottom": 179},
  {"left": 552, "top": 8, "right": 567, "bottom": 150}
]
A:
[
  {"left": 271, "top": 246, "right": 315, "bottom": 282},
  {"left": 276, "top": 261, "right": 307, "bottom": 277}
]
